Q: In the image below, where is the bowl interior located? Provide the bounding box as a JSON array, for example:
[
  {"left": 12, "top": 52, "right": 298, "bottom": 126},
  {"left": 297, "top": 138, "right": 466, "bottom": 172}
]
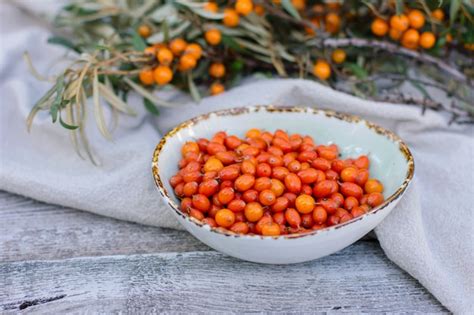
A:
[{"left": 155, "top": 106, "right": 412, "bottom": 223}]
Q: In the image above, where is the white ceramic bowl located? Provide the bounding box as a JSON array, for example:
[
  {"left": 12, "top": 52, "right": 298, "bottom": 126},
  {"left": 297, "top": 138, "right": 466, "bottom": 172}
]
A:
[{"left": 152, "top": 106, "right": 414, "bottom": 264}]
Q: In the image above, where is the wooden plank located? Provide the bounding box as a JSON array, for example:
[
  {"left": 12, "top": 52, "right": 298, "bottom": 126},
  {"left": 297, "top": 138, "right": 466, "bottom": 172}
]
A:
[
  {"left": 0, "top": 191, "right": 209, "bottom": 262},
  {"left": 0, "top": 242, "right": 447, "bottom": 313}
]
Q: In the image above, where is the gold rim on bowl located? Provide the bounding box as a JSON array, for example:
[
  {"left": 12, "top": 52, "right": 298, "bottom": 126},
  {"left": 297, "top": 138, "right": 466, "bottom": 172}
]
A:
[{"left": 151, "top": 105, "right": 415, "bottom": 239}]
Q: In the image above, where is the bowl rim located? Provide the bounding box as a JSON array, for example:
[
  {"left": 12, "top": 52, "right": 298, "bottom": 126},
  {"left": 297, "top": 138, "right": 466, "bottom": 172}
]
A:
[{"left": 152, "top": 105, "right": 415, "bottom": 239}]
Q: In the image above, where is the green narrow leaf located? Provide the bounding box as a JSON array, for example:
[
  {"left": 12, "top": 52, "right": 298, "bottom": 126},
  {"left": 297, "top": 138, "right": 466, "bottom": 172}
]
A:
[
  {"left": 48, "top": 36, "right": 81, "bottom": 53},
  {"left": 221, "top": 35, "right": 244, "bottom": 52},
  {"left": 144, "top": 98, "right": 160, "bottom": 115},
  {"left": 59, "top": 113, "right": 79, "bottom": 130},
  {"left": 449, "top": 0, "right": 461, "bottom": 24},
  {"left": 132, "top": 32, "right": 147, "bottom": 51},
  {"left": 347, "top": 63, "right": 368, "bottom": 79},
  {"left": 395, "top": 0, "right": 404, "bottom": 15},
  {"left": 281, "top": 0, "right": 301, "bottom": 20},
  {"left": 162, "top": 20, "right": 170, "bottom": 43},
  {"left": 187, "top": 72, "right": 201, "bottom": 103},
  {"left": 50, "top": 74, "right": 65, "bottom": 123}
]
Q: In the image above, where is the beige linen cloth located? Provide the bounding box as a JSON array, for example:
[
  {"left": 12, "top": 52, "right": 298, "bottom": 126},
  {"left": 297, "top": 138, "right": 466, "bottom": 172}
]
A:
[{"left": 0, "top": 2, "right": 473, "bottom": 313}]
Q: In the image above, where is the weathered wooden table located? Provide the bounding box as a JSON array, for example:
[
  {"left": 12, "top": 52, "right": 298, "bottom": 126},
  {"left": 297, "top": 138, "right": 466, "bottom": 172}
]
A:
[{"left": 1, "top": 190, "right": 446, "bottom": 313}]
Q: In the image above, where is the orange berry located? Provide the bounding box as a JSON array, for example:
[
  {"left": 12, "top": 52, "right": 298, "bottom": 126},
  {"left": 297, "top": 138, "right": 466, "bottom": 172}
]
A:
[
  {"left": 215, "top": 209, "right": 236, "bottom": 228},
  {"left": 144, "top": 46, "right": 157, "bottom": 56},
  {"left": 139, "top": 69, "right": 154, "bottom": 85},
  {"left": 235, "top": 0, "right": 253, "bottom": 16},
  {"left": 313, "top": 60, "right": 331, "bottom": 80},
  {"left": 431, "top": 9, "right": 444, "bottom": 22},
  {"left": 408, "top": 9, "right": 425, "bottom": 29},
  {"left": 371, "top": 18, "right": 388, "bottom": 37},
  {"left": 254, "top": 4, "right": 265, "bottom": 16},
  {"left": 401, "top": 28, "right": 420, "bottom": 49},
  {"left": 157, "top": 48, "right": 173, "bottom": 66},
  {"left": 204, "top": 1, "right": 218, "bottom": 12},
  {"left": 390, "top": 14, "right": 409, "bottom": 32},
  {"left": 295, "top": 194, "right": 315, "bottom": 214},
  {"left": 245, "top": 202, "right": 264, "bottom": 222},
  {"left": 169, "top": 38, "right": 187, "bottom": 56},
  {"left": 178, "top": 54, "right": 197, "bottom": 71},
  {"left": 325, "top": 13, "right": 340, "bottom": 34},
  {"left": 138, "top": 24, "right": 151, "bottom": 38},
  {"left": 365, "top": 179, "right": 384, "bottom": 194},
  {"left": 204, "top": 157, "right": 224, "bottom": 172},
  {"left": 210, "top": 82, "right": 225, "bottom": 95},
  {"left": 389, "top": 28, "right": 403, "bottom": 41},
  {"left": 291, "top": 0, "right": 306, "bottom": 11},
  {"left": 445, "top": 33, "right": 452, "bottom": 43},
  {"left": 331, "top": 49, "right": 346, "bottom": 64},
  {"left": 185, "top": 43, "right": 203, "bottom": 59},
  {"left": 246, "top": 128, "right": 261, "bottom": 138},
  {"left": 223, "top": 8, "right": 240, "bottom": 27},
  {"left": 261, "top": 222, "right": 281, "bottom": 236},
  {"left": 419, "top": 31, "right": 436, "bottom": 49},
  {"left": 205, "top": 29, "right": 222, "bottom": 46},
  {"left": 153, "top": 66, "right": 173, "bottom": 85},
  {"left": 209, "top": 63, "right": 226, "bottom": 78}
]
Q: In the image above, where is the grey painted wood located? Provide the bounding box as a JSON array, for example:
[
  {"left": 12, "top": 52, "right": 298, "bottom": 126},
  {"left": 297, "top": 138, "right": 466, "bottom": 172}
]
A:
[
  {"left": 1, "top": 243, "right": 447, "bottom": 313},
  {"left": 0, "top": 191, "right": 209, "bottom": 262},
  {"left": 0, "top": 191, "right": 447, "bottom": 313}
]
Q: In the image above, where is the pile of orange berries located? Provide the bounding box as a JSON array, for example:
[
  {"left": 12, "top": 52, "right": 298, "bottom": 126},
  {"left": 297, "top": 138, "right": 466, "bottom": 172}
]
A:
[
  {"left": 169, "top": 128, "right": 385, "bottom": 236},
  {"left": 371, "top": 9, "right": 442, "bottom": 50},
  {"left": 138, "top": 38, "right": 203, "bottom": 86}
]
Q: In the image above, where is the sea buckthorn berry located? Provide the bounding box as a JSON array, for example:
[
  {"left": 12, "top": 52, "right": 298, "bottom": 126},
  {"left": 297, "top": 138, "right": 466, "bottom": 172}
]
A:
[
  {"left": 169, "top": 175, "right": 183, "bottom": 188},
  {"left": 178, "top": 54, "right": 197, "bottom": 71},
  {"left": 298, "top": 150, "right": 317, "bottom": 163},
  {"left": 351, "top": 206, "right": 366, "bottom": 218},
  {"left": 199, "top": 179, "right": 219, "bottom": 196},
  {"left": 327, "top": 214, "right": 340, "bottom": 226},
  {"left": 206, "top": 142, "right": 226, "bottom": 155},
  {"left": 295, "top": 194, "right": 315, "bottom": 214},
  {"left": 431, "top": 9, "right": 444, "bottom": 22},
  {"left": 185, "top": 43, "right": 202, "bottom": 59},
  {"left": 218, "top": 166, "right": 240, "bottom": 181},
  {"left": 218, "top": 187, "right": 235, "bottom": 205},
  {"left": 390, "top": 14, "right": 409, "bottom": 32},
  {"left": 235, "top": 174, "right": 256, "bottom": 192},
  {"left": 283, "top": 192, "right": 297, "bottom": 207},
  {"left": 401, "top": 28, "right": 420, "bottom": 49},
  {"left": 341, "top": 167, "right": 358, "bottom": 182},
  {"left": 267, "top": 155, "right": 284, "bottom": 167},
  {"left": 153, "top": 66, "right": 173, "bottom": 85},
  {"left": 192, "top": 194, "right": 211, "bottom": 212},
  {"left": 235, "top": 0, "right": 253, "bottom": 16},
  {"left": 139, "top": 69, "right": 154, "bottom": 85},
  {"left": 182, "top": 171, "right": 201, "bottom": 183},
  {"left": 317, "top": 148, "right": 337, "bottom": 160},
  {"left": 270, "top": 179, "right": 285, "bottom": 197},
  {"left": 246, "top": 128, "right": 261, "bottom": 138},
  {"left": 169, "top": 38, "right": 187, "bottom": 56},
  {"left": 301, "top": 213, "right": 314, "bottom": 229},
  {"left": 365, "top": 179, "right": 384, "bottom": 193},
  {"left": 204, "top": 157, "right": 224, "bottom": 173},
  {"left": 245, "top": 202, "right": 264, "bottom": 222},
  {"left": 209, "top": 204, "right": 220, "bottom": 217},
  {"left": 210, "top": 82, "right": 225, "bottom": 95},
  {"left": 202, "top": 217, "right": 217, "bottom": 227},
  {"left": 215, "top": 151, "right": 236, "bottom": 165},
  {"left": 297, "top": 168, "right": 319, "bottom": 184},
  {"left": 181, "top": 142, "right": 199, "bottom": 157},
  {"left": 259, "top": 189, "right": 277, "bottom": 206},
  {"left": 215, "top": 209, "right": 236, "bottom": 228},
  {"left": 319, "top": 198, "right": 338, "bottom": 215},
  {"left": 325, "top": 12, "right": 340, "bottom": 34},
  {"left": 181, "top": 197, "right": 192, "bottom": 212},
  {"left": 313, "top": 60, "right": 331, "bottom": 80},
  {"left": 355, "top": 169, "right": 369, "bottom": 186},
  {"left": 230, "top": 222, "right": 249, "bottom": 234},
  {"left": 272, "top": 196, "right": 289, "bottom": 212},
  {"left": 389, "top": 28, "right": 403, "bottom": 41},
  {"left": 367, "top": 192, "right": 384, "bottom": 207},
  {"left": 174, "top": 182, "right": 184, "bottom": 197},
  {"left": 157, "top": 48, "right": 173, "bottom": 65},
  {"left": 228, "top": 199, "right": 246, "bottom": 212},
  {"left": 288, "top": 160, "right": 302, "bottom": 173},
  {"left": 340, "top": 182, "right": 363, "bottom": 199},
  {"left": 259, "top": 220, "right": 280, "bottom": 236},
  {"left": 285, "top": 208, "right": 302, "bottom": 228},
  {"left": 197, "top": 138, "right": 209, "bottom": 151},
  {"left": 225, "top": 136, "right": 242, "bottom": 150},
  {"left": 234, "top": 211, "right": 245, "bottom": 222},
  {"left": 331, "top": 192, "right": 344, "bottom": 207},
  {"left": 256, "top": 163, "right": 272, "bottom": 177},
  {"left": 312, "top": 158, "right": 331, "bottom": 171},
  {"left": 302, "top": 184, "right": 312, "bottom": 195},
  {"left": 331, "top": 49, "right": 346, "bottom": 64},
  {"left": 205, "top": 29, "right": 222, "bottom": 46},
  {"left": 420, "top": 32, "right": 436, "bottom": 49},
  {"left": 242, "top": 189, "right": 258, "bottom": 203},
  {"left": 340, "top": 213, "right": 353, "bottom": 223},
  {"left": 254, "top": 4, "right": 265, "bottom": 16},
  {"left": 273, "top": 212, "right": 286, "bottom": 225},
  {"left": 272, "top": 166, "right": 289, "bottom": 180},
  {"left": 300, "top": 162, "right": 310, "bottom": 170},
  {"left": 313, "top": 180, "right": 338, "bottom": 198},
  {"left": 325, "top": 169, "right": 338, "bottom": 181},
  {"left": 312, "top": 206, "right": 328, "bottom": 224},
  {"left": 223, "top": 8, "right": 240, "bottom": 27},
  {"left": 241, "top": 160, "right": 256, "bottom": 175},
  {"left": 408, "top": 9, "right": 425, "bottom": 29},
  {"left": 344, "top": 196, "right": 359, "bottom": 210},
  {"left": 371, "top": 18, "right": 388, "bottom": 37},
  {"left": 138, "top": 24, "right": 151, "bottom": 38},
  {"left": 254, "top": 177, "right": 272, "bottom": 191},
  {"left": 204, "top": 2, "right": 218, "bottom": 12},
  {"left": 285, "top": 173, "right": 302, "bottom": 193},
  {"left": 272, "top": 137, "right": 292, "bottom": 152},
  {"left": 354, "top": 155, "right": 369, "bottom": 169},
  {"left": 360, "top": 194, "right": 369, "bottom": 205},
  {"left": 189, "top": 208, "right": 205, "bottom": 220},
  {"left": 209, "top": 63, "right": 226, "bottom": 78},
  {"left": 144, "top": 46, "right": 157, "bottom": 56}
]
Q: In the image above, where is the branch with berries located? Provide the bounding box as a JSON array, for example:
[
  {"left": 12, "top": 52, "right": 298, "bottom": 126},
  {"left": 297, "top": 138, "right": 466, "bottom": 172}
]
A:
[{"left": 24, "top": 0, "right": 474, "bottom": 163}]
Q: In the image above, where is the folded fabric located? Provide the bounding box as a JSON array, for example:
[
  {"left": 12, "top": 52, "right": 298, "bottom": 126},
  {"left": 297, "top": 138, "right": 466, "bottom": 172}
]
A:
[{"left": 0, "top": 3, "right": 472, "bottom": 314}]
